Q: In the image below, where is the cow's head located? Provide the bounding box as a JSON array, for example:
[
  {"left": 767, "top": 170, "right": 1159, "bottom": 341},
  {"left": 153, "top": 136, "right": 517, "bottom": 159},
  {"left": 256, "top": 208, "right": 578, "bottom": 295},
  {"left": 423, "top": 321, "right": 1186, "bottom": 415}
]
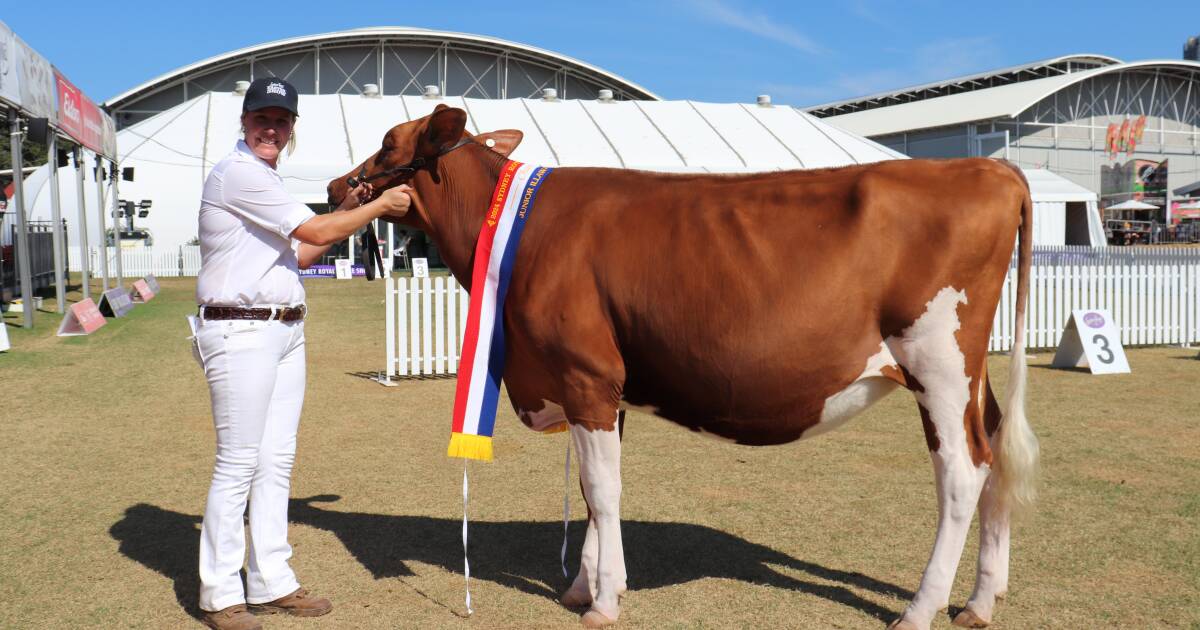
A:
[{"left": 327, "top": 104, "right": 523, "bottom": 215}]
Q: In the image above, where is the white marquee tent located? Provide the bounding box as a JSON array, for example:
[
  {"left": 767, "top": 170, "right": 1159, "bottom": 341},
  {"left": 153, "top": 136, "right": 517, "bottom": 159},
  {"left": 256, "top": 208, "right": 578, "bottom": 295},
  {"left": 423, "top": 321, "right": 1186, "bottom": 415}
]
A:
[{"left": 21, "top": 92, "right": 1104, "bottom": 254}]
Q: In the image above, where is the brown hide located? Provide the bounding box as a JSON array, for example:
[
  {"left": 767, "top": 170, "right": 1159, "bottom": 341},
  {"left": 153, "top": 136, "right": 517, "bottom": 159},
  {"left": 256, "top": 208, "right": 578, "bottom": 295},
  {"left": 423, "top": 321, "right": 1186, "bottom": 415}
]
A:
[{"left": 330, "top": 108, "right": 1028, "bottom": 449}]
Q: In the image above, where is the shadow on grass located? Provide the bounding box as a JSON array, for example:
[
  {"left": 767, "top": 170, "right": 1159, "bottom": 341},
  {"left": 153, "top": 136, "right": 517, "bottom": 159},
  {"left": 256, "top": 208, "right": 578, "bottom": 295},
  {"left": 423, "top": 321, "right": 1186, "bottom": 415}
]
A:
[
  {"left": 1030, "top": 363, "right": 1091, "bottom": 373},
  {"left": 109, "top": 504, "right": 203, "bottom": 619},
  {"left": 110, "top": 497, "right": 911, "bottom": 622}
]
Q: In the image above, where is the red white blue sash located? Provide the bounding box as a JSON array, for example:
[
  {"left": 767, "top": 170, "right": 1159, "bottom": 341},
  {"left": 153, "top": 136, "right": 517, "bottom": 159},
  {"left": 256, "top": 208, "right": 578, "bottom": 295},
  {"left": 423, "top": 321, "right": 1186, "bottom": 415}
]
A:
[{"left": 448, "top": 161, "right": 553, "bottom": 461}]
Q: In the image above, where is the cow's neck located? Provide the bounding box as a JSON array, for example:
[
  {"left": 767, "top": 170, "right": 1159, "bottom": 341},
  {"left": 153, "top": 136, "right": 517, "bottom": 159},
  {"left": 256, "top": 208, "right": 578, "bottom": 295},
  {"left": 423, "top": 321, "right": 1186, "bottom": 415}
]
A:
[{"left": 409, "top": 147, "right": 508, "bottom": 292}]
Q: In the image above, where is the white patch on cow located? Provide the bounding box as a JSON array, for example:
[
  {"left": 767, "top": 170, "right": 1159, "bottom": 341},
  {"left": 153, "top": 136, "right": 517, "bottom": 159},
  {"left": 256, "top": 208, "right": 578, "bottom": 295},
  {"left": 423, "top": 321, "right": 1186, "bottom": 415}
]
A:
[
  {"left": 518, "top": 400, "right": 567, "bottom": 432},
  {"left": 885, "top": 286, "right": 972, "bottom": 461},
  {"left": 803, "top": 342, "right": 900, "bottom": 440}
]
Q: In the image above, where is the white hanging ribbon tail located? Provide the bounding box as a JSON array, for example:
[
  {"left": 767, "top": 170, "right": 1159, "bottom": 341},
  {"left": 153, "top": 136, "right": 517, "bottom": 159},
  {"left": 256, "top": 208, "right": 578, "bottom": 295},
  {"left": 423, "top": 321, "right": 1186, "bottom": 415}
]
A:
[
  {"left": 462, "top": 463, "right": 473, "bottom": 615},
  {"left": 561, "top": 435, "right": 572, "bottom": 578}
]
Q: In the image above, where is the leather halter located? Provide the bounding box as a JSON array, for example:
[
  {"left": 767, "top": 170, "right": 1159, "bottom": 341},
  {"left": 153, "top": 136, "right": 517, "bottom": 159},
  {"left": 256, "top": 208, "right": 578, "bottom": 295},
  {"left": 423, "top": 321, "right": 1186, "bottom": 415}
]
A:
[{"left": 345, "top": 137, "right": 475, "bottom": 188}]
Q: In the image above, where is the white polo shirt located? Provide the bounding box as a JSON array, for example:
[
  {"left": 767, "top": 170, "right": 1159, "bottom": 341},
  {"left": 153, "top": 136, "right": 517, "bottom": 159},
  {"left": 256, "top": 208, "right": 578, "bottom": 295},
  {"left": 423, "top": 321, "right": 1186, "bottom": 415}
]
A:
[{"left": 196, "top": 140, "right": 315, "bottom": 306}]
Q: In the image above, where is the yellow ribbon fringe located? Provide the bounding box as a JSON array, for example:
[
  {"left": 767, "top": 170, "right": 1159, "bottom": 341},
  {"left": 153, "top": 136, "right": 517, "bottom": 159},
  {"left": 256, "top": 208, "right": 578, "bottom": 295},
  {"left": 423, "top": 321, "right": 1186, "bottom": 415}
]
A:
[{"left": 447, "top": 433, "right": 494, "bottom": 462}]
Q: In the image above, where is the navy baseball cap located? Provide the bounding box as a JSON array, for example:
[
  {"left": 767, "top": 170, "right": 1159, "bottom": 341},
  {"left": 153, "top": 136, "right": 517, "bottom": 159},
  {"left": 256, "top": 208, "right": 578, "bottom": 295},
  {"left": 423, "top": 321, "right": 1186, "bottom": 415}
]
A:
[{"left": 242, "top": 77, "right": 299, "bottom": 116}]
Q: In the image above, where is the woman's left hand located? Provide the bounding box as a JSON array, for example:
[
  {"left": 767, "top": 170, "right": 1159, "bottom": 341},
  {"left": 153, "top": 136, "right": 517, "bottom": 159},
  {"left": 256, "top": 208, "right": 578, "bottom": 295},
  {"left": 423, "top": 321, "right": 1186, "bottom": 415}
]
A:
[{"left": 336, "top": 183, "right": 373, "bottom": 211}]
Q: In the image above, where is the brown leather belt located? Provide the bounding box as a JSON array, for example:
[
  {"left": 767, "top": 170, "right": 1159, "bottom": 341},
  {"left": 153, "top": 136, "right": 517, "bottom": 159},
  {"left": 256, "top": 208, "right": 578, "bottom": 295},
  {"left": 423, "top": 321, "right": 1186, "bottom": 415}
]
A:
[{"left": 200, "top": 305, "right": 307, "bottom": 322}]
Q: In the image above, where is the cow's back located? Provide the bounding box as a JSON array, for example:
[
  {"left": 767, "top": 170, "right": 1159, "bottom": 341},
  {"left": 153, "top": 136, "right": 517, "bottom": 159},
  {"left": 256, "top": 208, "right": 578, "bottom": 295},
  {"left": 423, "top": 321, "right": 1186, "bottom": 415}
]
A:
[{"left": 503, "top": 158, "right": 1026, "bottom": 443}]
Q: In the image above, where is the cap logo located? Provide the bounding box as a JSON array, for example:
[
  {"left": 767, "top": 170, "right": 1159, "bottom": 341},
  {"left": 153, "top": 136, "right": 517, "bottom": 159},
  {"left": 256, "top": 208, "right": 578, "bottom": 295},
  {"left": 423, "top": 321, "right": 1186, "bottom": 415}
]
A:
[{"left": 266, "top": 81, "right": 287, "bottom": 97}]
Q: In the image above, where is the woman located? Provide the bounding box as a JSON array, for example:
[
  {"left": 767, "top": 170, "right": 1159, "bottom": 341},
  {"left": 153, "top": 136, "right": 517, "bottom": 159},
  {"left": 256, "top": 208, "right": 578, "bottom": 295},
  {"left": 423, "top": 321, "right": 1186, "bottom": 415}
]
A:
[{"left": 192, "top": 77, "right": 409, "bottom": 630}]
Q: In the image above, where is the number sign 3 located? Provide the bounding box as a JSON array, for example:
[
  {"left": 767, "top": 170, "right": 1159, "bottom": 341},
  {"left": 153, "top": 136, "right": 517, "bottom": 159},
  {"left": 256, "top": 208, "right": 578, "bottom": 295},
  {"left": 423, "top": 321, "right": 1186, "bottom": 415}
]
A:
[{"left": 1051, "top": 310, "right": 1131, "bottom": 374}]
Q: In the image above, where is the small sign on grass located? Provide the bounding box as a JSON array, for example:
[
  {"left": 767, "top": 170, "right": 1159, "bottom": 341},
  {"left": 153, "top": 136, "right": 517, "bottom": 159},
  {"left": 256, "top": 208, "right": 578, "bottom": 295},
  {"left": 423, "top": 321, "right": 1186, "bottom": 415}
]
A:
[
  {"left": 98, "top": 287, "right": 134, "bottom": 318},
  {"left": 131, "top": 279, "right": 155, "bottom": 303},
  {"left": 57, "top": 298, "right": 108, "bottom": 336},
  {"left": 1051, "top": 309, "right": 1130, "bottom": 374}
]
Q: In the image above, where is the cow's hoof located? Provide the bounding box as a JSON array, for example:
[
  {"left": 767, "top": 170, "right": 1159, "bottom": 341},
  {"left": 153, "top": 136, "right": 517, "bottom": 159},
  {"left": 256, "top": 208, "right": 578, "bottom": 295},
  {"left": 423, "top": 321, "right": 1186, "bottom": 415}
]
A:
[
  {"left": 581, "top": 609, "right": 617, "bottom": 628},
  {"left": 886, "top": 619, "right": 922, "bottom": 630},
  {"left": 952, "top": 608, "right": 989, "bottom": 628},
  {"left": 561, "top": 587, "right": 592, "bottom": 608}
]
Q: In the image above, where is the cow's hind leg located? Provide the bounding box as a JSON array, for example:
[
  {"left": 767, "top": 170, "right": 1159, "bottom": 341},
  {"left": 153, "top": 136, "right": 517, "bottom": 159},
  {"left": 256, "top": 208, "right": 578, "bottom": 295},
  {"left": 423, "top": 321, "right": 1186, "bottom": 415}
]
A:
[
  {"left": 887, "top": 287, "right": 991, "bottom": 630},
  {"left": 954, "top": 381, "right": 1009, "bottom": 628}
]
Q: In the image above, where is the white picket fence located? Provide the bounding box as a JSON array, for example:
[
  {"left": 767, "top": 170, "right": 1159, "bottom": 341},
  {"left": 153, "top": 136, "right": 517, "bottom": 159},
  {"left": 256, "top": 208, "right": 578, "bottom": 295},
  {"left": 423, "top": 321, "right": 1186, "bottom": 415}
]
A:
[
  {"left": 385, "top": 276, "right": 471, "bottom": 377},
  {"left": 383, "top": 247, "right": 1200, "bottom": 378},
  {"left": 69, "top": 246, "right": 203, "bottom": 277}
]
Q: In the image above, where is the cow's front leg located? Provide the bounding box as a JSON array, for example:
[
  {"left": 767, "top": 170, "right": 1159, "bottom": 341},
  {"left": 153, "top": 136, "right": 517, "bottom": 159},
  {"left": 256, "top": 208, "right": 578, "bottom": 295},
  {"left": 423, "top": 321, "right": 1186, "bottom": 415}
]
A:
[
  {"left": 570, "top": 422, "right": 625, "bottom": 628},
  {"left": 561, "top": 507, "right": 598, "bottom": 607},
  {"left": 563, "top": 411, "right": 627, "bottom": 609}
]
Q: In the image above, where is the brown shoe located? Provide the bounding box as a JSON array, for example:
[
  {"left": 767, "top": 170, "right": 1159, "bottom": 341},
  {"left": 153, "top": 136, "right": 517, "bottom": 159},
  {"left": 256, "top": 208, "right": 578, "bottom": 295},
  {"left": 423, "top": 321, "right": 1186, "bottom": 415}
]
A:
[
  {"left": 248, "top": 587, "right": 332, "bottom": 617},
  {"left": 201, "top": 604, "right": 262, "bottom": 630}
]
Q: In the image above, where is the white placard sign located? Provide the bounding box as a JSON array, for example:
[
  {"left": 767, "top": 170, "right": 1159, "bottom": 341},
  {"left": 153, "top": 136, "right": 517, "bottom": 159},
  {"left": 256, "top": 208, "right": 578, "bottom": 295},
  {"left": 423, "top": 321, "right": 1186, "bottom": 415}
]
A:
[
  {"left": 334, "top": 258, "right": 353, "bottom": 280},
  {"left": 0, "top": 21, "right": 20, "bottom": 108},
  {"left": 411, "top": 257, "right": 429, "bottom": 279},
  {"left": 0, "top": 321, "right": 10, "bottom": 352},
  {"left": 1051, "top": 309, "right": 1130, "bottom": 374}
]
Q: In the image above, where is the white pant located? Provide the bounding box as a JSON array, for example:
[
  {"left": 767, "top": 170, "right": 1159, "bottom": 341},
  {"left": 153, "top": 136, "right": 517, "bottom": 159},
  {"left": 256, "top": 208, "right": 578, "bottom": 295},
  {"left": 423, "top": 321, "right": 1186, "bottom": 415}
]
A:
[{"left": 194, "top": 317, "right": 306, "bottom": 612}]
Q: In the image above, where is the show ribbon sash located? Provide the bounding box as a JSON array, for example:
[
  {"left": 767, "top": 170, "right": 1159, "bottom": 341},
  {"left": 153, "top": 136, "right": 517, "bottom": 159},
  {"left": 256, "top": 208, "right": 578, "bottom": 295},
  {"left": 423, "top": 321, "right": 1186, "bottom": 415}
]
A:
[{"left": 448, "top": 161, "right": 553, "bottom": 461}]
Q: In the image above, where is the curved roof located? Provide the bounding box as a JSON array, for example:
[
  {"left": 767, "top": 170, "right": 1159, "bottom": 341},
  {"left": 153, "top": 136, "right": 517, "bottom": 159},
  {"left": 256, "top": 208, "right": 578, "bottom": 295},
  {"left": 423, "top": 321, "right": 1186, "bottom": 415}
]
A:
[
  {"left": 807, "top": 54, "right": 1122, "bottom": 117},
  {"left": 105, "top": 27, "right": 659, "bottom": 111},
  {"left": 29, "top": 92, "right": 903, "bottom": 252},
  {"left": 817, "top": 59, "right": 1200, "bottom": 137}
]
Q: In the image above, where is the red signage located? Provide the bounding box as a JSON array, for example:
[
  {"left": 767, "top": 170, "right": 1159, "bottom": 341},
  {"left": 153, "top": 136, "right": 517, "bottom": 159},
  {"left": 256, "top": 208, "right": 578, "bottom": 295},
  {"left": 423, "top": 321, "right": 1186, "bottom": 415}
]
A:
[
  {"left": 56, "top": 298, "right": 108, "bottom": 336},
  {"left": 53, "top": 69, "right": 106, "bottom": 155},
  {"left": 132, "top": 279, "right": 155, "bottom": 302}
]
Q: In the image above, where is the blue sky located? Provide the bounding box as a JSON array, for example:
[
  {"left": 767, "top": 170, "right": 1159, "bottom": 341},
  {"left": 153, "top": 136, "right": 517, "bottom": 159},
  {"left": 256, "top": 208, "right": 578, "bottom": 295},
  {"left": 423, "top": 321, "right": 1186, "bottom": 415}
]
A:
[{"left": 4, "top": 0, "right": 1198, "bottom": 107}]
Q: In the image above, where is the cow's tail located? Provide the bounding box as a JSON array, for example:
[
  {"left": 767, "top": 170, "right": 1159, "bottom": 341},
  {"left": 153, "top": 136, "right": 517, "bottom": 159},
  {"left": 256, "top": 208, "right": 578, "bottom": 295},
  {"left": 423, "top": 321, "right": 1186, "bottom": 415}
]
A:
[{"left": 993, "top": 168, "right": 1039, "bottom": 514}]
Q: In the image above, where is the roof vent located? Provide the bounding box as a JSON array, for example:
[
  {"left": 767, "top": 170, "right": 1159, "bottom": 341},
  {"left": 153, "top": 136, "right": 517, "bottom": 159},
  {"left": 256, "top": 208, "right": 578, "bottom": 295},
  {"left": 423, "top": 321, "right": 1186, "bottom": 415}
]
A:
[
  {"left": 542, "top": 88, "right": 558, "bottom": 101},
  {"left": 363, "top": 83, "right": 380, "bottom": 97},
  {"left": 757, "top": 94, "right": 772, "bottom": 107},
  {"left": 597, "top": 89, "right": 614, "bottom": 102},
  {"left": 233, "top": 81, "right": 250, "bottom": 95},
  {"left": 423, "top": 85, "right": 441, "bottom": 99}
]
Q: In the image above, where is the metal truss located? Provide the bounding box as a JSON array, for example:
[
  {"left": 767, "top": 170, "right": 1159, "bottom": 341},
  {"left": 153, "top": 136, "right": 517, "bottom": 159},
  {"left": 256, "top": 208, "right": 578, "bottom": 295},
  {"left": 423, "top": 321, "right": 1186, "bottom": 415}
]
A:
[{"left": 111, "top": 34, "right": 654, "bottom": 128}]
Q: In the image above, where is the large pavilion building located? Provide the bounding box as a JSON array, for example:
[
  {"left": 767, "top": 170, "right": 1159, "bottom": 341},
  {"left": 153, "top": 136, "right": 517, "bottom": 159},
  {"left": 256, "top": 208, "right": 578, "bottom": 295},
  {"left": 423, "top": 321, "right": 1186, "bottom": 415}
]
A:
[{"left": 808, "top": 55, "right": 1200, "bottom": 230}]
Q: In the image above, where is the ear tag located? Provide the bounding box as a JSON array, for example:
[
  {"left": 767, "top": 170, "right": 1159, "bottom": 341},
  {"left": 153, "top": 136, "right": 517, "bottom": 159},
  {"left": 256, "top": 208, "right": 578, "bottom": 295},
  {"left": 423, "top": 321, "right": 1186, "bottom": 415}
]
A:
[{"left": 485, "top": 138, "right": 496, "bottom": 148}]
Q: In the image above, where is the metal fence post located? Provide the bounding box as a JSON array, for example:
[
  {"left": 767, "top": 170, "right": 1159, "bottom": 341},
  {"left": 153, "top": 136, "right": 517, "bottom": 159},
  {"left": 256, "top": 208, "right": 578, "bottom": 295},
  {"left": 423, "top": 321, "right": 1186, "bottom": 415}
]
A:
[
  {"left": 110, "top": 160, "right": 123, "bottom": 287},
  {"left": 9, "top": 107, "right": 34, "bottom": 328},
  {"left": 47, "top": 133, "right": 66, "bottom": 313},
  {"left": 74, "top": 147, "right": 91, "bottom": 302},
  {"left": 93, "top": 155, "right": 109, "bottom": 290}
]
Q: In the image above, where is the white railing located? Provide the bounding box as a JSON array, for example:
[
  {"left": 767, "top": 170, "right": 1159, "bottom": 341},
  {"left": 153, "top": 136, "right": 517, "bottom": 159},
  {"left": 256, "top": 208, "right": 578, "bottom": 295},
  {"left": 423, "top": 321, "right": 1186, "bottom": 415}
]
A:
[
  {"left": 69, "top": 246, "right": 202, "bottom": 278},
  {"left": 384, "top": 247, "right": 1200, "bottom": 378},
  {"left": 989, "top": 247, "right": 1200, "bottom": 351},
  {"left": 384, "top": 276, "right": 470, "bottom": 377}
]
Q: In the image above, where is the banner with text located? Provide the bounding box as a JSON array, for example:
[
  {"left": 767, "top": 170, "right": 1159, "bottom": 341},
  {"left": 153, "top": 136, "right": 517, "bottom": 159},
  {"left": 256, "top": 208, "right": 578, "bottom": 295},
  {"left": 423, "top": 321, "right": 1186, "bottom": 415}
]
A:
[{"left": 54, "top": 69, "right": 110, "bottom": 156}]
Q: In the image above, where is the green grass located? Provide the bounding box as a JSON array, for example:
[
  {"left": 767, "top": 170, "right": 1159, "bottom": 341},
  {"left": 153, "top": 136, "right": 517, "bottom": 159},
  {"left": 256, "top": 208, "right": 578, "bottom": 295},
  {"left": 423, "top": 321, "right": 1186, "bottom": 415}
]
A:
[{"left": 2, "top": 276, "right": 1198, "bottom": 628}]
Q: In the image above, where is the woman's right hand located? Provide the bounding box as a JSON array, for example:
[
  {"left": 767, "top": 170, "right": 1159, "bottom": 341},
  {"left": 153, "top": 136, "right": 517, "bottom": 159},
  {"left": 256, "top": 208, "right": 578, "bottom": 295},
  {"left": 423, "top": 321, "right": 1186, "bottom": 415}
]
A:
[{"left": 377, "top": 185, "right": 413, "bottom": 219}]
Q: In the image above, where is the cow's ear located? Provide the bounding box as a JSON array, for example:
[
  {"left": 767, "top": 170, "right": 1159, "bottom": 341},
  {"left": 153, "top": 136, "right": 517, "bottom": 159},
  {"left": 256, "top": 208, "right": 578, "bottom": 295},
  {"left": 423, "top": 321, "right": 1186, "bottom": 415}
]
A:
[
  {"left": 472, "top": 130, "right": 523, "bottom": 157},
  {"left": 420, "top": 107, "right": 467, "bottom": 155}
]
